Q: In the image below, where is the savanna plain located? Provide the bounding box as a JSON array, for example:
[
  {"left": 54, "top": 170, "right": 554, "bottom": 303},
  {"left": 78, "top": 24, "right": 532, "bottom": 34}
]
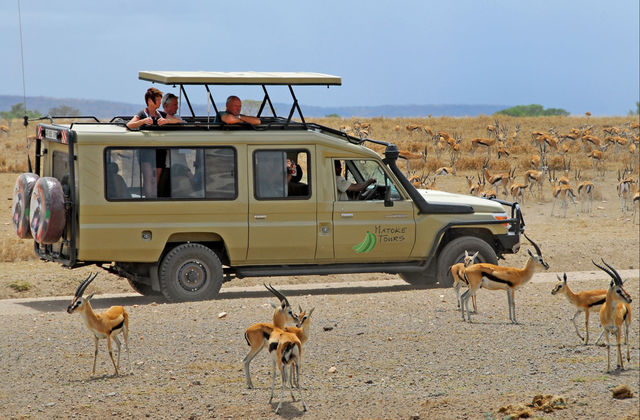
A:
[{"left": 0, "top": 116, "right": 638, "bottom": 419}]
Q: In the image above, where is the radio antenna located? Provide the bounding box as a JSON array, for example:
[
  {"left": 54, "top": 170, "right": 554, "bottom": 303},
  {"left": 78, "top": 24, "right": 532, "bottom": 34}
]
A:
[{"left": 17, "top": 0, "right": 32, "bottom": 171}]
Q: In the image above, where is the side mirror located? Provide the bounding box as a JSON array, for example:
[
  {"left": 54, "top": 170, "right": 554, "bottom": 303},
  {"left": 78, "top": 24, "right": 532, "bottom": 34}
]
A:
[{"left": 384, "top": 185, "right": 393, "bottom": 207}]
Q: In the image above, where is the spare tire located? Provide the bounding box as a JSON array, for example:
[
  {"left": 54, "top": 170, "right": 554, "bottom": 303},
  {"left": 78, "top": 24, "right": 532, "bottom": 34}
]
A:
[
  {"left": 12, "top": 173, "right": 39, "bottom": 238},
  {"left": 29, "top": 177, "right": 66, "bottom": 244}
]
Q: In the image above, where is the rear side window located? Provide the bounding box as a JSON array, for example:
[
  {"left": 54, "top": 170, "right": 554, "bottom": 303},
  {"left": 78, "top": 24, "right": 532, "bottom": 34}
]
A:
[
  {"left": 105, "top": 147, "right": 237, "bottom": 200},
  {"left": 253, "top": 149, "right": 310, "bottom": 199}
]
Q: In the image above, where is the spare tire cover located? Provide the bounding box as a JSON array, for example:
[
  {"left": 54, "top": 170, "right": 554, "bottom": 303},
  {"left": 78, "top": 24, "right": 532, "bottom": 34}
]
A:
[
  {"left": 11, "top": 173, "right": 40, "bottom": 238},
  {"left": 29, "top": 177, "right": 66, "bottom": 244}
]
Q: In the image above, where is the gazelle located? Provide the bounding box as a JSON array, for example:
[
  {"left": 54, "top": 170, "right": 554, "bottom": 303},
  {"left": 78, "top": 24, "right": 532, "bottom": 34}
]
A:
[
  {"left": 573, "top": 172, "right": 593, "bottom": 214},
  {"left": 66, "top": 273, "right": 131, "bottom": 376},
  {"left": 483, "top": 162, "right": 515, "bottom": 197},
  {"left": 523, "top": 169, "right": 545, "bottom": 200},
  {"left": 549, "top": 172, "right": 578, "bottom": 218},
  {"left": 243, "top": 284, "right": 299, "bottom": 389},
  {"left": 461, "top": 233, "right": 549, "bottom": 323},
  {"left": 470, "top": 137, "right": 496, "bottom": 157},
  {"left": 466, "top": 175, "right": 482, "bottom": 196},
  {"left": 510, "top": 182, "right": 528, "bottom": 205},
  {"left": 284, "top": 306, "right": 314, "bottom": 389},
  {"left": 450, "top": 250, "right": 479, "bottom": 313},
  {"left": 616, "top": 169, "right": 635, "bottom": 212},
  {"left": 267, "top": 329, "right": 307, "bottom": 414},
  {"left": 551, "top": 273, "right": 607, "bottom": 345},
  {"left": 593, "top": 260, "right": 633, "bottom": 372}
]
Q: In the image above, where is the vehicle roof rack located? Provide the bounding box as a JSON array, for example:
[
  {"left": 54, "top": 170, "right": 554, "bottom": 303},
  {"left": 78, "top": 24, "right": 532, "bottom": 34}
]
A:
[{"left": 138, "top": 71, "right": 341, "bottom": 126}]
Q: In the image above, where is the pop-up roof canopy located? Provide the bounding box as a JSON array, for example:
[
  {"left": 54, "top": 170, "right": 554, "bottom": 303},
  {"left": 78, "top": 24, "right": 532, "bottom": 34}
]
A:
[
  {"left": 139, "top": 71, "right": 341, "bottom": 124},
  {"left": 138, "top": 71, "right": 341, "bottom": 86}
]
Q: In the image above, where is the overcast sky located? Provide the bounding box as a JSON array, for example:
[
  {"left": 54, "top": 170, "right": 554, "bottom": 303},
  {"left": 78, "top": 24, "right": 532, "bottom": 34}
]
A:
[{"left": 1, "top": 0, "right": 638, "bottom": 115}]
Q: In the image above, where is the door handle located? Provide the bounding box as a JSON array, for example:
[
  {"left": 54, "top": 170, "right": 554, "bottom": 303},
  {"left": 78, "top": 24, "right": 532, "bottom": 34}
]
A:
[
  {"left": 254, "top": 215, "right": 267, "bottom": 220},
  {"left": 340, "top": 213, "right": 354, "bottom": 218},
  {"left": 385, "top": 214, "right": 408, "bottom": 218}
]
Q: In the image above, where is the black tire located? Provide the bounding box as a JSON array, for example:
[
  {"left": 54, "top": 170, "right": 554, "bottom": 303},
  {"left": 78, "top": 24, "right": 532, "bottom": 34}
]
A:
[
  {"left": 126, "top": 278, "right": 161, "bottom": 296},
  {"left": 399, "top": 269, "right": 436, "bottom": 287},
  {"left": 158, "top": 243, "right": 223, "bottom": 302},
  {"left": 436, "top": 236, "right": 498, "bottom": 287}
]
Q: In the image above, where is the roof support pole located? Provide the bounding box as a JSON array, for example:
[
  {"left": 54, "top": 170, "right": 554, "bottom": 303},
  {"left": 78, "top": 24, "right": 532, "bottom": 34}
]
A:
[
  {"left": 180, "top": 84, "right": 196, "bottom": 117},
  {"left": 286, "top": 85, "right": 306, "bottom": 126},
  {"left": 257, "top": 85, "right": 277, "bottom": 118},
  {"left": 204, "top": 85, "right": 220, "bottom": 117}
]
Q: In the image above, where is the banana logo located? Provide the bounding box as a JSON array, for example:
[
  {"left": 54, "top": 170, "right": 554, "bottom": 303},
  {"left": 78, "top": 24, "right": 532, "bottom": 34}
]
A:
[{"left": 352, "top": 231, "right": 377, "bottom": 253}]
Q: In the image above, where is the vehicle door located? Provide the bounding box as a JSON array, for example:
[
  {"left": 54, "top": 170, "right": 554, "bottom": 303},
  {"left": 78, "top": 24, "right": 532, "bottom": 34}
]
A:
[
  {"left": 332, "top": 158, "right": 416, "bottom": 262},
  {"left": 246, "top": 147, "right": 317, "bottom": 263}
]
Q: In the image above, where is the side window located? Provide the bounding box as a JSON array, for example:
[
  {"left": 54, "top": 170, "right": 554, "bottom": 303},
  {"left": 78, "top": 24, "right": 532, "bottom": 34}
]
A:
[
  {"left": 254, "top": 149, "right": 310, "bottom": 199},
  {"left": 105, "top": 147, "right": 237, "bottom": 201},
  {"left": 339, "top": 159, "right": 403, "bottom": 201},
  {"left": 204, "top": 148, "right": 237, "bottom": 199}
]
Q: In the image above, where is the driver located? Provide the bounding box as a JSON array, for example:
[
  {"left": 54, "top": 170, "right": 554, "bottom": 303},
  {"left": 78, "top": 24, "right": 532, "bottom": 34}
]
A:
[{"left": 334, "top": 160, "right": 376, "bottom": 200}]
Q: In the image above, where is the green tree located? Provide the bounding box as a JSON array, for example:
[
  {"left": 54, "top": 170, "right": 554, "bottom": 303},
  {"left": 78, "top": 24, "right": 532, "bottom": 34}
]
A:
[
  {"left": 495, "top": 104, "right": 569, "bottom": 117},
  {"left": 0, "top": 103, "right": 42, "bottom": 120},
  {"left": 628, "top": 101, "right": 639, "bottom": 116},
  {"left": 325, "top": 113, "right": 341, "bottom": 118},
  {"left": 48, "top": 104, "right": 80, "bottom": 117}
]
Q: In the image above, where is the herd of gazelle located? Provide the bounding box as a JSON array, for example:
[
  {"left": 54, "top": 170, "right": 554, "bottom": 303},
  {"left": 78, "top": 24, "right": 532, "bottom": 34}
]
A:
[
  {"left": 64, "top": 237, "right": 633, "bottom": 401},
  {"left": 369, "top": 120, "right": 640, "bottom": 220},
  {"left": 449, "top": 233, "right": 633, "bottom": 372}
]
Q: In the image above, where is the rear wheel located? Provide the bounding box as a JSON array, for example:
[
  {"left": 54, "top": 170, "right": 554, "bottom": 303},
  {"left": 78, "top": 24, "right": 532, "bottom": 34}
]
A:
[
  {"left": 436, "top": 236, "right": 498, "bottom": 287},
  {"left": 158, "top": 243, "right": 223, "bottom": 302}
]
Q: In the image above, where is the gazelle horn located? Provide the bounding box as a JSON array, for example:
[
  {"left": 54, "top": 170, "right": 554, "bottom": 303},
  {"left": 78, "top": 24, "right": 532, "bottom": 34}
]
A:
[
  {"left": 75, "top": 272, "right": 98, "bottom": 298},
  {"left": 523, "top": 232, "right": 542, "bottom": 256},
  {"left": 592, "top": 260, "right": 617, "bottom": 283},
  {"left": 600, "top": 259, "right": 623, "bottom": 285},
  {"left": 264, "top": 283, "right": 290, "bottom": 307}
]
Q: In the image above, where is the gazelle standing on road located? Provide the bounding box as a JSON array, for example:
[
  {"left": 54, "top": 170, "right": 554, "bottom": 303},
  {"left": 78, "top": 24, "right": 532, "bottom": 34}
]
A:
[
  {"left": 66, "top": 272, "right": 131, "bottom": 376},
  {"left": 460, "top": 233, "right": 549, "bottom": 323},
  {"left": 551, "top": 273, "right": 606, "bottom": 345},
  {"left": 592, "top": 260, "right": 633, "bottom": 372},
  {"left": 450, "top": 250, "right": 479, "bottom": 313},
  {"left": 243, "top": 284, "right": 299, "bottom": 389}
]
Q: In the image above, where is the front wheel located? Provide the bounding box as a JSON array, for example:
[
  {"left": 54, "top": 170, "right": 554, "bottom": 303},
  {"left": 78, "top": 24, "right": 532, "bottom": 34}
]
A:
[
  {"left": 436, "top": 236, "right": 498, "bottom": 287},
  {"left": 158, "top": 243, "right": 223, "bottom": 302}
]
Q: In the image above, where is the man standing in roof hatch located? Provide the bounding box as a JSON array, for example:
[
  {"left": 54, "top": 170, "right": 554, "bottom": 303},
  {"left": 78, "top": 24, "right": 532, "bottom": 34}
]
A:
[{"left": 219, "top": 96, "right": 261, "bottom": 125}]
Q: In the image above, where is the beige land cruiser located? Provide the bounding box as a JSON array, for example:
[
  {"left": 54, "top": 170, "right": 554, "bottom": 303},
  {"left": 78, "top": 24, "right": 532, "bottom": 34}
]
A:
[{"left": 11, "top": 71, "right": 524, "bottom": 302}]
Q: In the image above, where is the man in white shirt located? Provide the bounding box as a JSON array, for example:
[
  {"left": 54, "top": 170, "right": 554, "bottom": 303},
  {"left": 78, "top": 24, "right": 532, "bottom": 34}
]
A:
[{"left": 334, "top": 160, "right": 376, "bottom": 200}]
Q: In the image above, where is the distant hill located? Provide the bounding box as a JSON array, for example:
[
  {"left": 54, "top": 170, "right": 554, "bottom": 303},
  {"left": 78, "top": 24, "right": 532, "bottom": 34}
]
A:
[{"left": 0, "top": 95, "right": 509, "bottom": 119}]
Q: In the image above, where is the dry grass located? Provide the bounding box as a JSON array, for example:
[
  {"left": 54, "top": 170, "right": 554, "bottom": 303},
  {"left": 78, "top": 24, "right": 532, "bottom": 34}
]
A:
[{"left": 0, "top": 237, "right": 36, "bottom": 262}]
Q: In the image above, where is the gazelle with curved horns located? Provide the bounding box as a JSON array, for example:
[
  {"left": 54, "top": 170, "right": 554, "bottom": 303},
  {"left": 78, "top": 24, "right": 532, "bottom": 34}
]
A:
[
  {"left": 460, "top": 233, "right": 549, "bottom": 323},
  {"left": 551, "top": 273, "right": 607, "bottom": 345},
  {"left": 242, "top": 283, "right": 299, "bottom": 389},
  {"left": 66, "top": 272, "right": 131, "bottom": 376},
  {"left": 592, "top": 260, "right": 633, "bottom": 372}
]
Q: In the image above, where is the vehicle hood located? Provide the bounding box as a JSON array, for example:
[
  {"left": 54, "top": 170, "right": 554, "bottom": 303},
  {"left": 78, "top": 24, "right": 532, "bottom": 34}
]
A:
[{"left": 417, "top": 189, "right": 507, "bottom": 213}]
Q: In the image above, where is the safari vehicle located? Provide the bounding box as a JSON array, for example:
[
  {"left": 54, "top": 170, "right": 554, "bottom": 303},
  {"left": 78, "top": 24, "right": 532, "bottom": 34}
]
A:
[{"left": 12, "top": 71, "right": 524, "bottom": 302}]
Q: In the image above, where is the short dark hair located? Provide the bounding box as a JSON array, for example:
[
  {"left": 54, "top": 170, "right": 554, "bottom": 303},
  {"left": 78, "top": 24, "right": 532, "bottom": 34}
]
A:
[
  {"left": 226, "top": 95, "right": 240, "bottom": 107},
  {"left": 145, "top": 87, "right": 163, "bottom": 105},
  {"left": 162, "top": 93, "right": 178, "bottom": 107}
]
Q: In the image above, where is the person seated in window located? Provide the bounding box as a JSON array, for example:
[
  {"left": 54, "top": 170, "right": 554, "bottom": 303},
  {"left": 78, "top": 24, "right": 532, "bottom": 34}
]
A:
[
  {"left": 161, "top": 93, "right": 185, "bottom": 124},
  {"left": 218, "top": 96, "right": 261, "bottom": 125},
  {"left": 334, "top": 160, "right": 375, "bottom": 200},
  {"left": 127, "top": 88, "right": 169, "bottom": 129},
  {"left": 287, "top": 158, "right": 308, "bottom": 196}
]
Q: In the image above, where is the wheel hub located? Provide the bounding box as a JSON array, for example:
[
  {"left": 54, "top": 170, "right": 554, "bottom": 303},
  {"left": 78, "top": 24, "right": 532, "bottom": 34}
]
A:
[{"left": 177, "top": 261, "right": 207, "bottom": 292}]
